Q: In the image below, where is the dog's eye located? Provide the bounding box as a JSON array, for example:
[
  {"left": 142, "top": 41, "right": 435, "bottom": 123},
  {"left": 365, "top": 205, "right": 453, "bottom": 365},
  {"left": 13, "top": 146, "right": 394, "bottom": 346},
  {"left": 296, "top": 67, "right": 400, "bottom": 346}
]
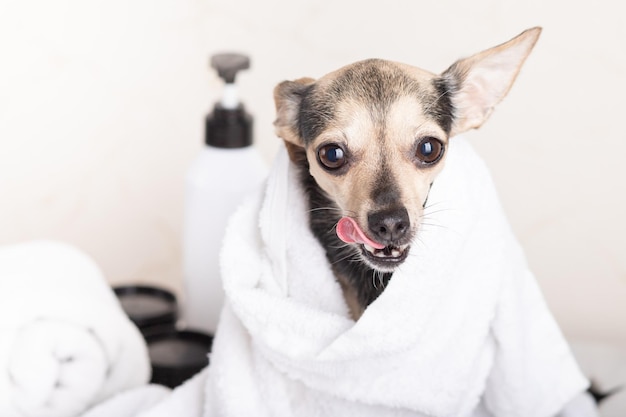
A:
[
  {"left": 415, "top": 137, "right": 444, "bottom": 165},
  {"left": 317, "top": 144, "right": 347, "bottom": 170}
]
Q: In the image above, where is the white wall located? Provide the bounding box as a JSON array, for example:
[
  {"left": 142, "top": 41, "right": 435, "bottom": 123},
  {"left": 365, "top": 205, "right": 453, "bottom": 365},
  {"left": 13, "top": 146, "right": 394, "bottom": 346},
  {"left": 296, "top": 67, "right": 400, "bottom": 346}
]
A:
[{"left": 1, "top": 0, "right": 624, "bottom": 347}]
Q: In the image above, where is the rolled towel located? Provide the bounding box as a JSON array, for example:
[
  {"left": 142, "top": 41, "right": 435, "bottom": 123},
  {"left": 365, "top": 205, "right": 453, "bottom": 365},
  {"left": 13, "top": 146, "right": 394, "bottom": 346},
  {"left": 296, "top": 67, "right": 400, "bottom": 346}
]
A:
[
  {"left": 0, "top": 241, "right": 150, "bottom": 417},
  {"left": 77, "top": 368, "right": 207, "bottom": 417},
  {"left": 80, "top": 384, "right": 170, "bottom": 417}
]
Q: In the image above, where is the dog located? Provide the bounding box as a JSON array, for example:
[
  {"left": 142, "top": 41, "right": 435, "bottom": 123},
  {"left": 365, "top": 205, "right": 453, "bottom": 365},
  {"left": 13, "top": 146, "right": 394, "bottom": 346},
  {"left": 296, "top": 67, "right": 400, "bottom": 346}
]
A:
[{"left": 273, "top": 27, "right": 542, "bottom": 319}]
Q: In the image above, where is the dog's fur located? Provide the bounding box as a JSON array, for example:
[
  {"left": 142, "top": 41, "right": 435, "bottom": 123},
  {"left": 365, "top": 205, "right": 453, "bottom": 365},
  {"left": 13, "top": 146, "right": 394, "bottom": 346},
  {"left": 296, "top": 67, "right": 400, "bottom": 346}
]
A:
[{"left": 274, "top": 28, "right": 542, "bottom": 319}]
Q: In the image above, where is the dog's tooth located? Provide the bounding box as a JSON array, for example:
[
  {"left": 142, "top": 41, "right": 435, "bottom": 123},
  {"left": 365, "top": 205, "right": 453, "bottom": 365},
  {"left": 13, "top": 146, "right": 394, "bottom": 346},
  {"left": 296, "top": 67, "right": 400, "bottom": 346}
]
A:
[
  {"left": 391, "top": 249, "right": 400, "bottom": 257},
  {"left": 364, "top": 244, "right": 375, "bottom": 254}
]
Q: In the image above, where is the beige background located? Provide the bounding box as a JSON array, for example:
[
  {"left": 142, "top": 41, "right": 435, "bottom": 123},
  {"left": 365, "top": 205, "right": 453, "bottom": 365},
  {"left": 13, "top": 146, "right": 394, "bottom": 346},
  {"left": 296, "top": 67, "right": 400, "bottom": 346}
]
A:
[{"left": 1, "top": 0, "right": 624, "bottom": 347}]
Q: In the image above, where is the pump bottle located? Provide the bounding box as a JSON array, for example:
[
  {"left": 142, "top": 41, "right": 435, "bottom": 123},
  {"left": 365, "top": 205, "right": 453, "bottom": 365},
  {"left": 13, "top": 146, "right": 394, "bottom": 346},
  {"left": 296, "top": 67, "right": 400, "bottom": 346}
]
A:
[{"left": 182, "top": 53, "right": 267, "bottom": 334}]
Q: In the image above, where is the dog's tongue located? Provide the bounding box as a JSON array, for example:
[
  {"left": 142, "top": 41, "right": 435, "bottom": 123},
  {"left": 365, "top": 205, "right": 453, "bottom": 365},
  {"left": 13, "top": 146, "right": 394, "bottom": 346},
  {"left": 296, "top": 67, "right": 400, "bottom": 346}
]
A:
[{"left": 336, "top": 217, "right": 385, "bottom": 249}]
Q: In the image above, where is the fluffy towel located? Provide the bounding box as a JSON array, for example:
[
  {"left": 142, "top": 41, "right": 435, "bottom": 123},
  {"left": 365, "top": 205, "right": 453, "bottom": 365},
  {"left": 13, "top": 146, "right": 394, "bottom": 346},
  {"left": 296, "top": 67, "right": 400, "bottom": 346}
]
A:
[
  {"left": 0, "top": 241, "right": 150, "bottom": 417},
  {"left": 83, "top": 368, "right": 208, "bottom": 417},
  {"left": 93, "top": 137, "right": 592, "bottom": 417},
  {"left": 208, "top": 137, "right": 590, "bottom": 417},
  {"left": 81, "top": 384, "right": 170, "bottom": 417}
]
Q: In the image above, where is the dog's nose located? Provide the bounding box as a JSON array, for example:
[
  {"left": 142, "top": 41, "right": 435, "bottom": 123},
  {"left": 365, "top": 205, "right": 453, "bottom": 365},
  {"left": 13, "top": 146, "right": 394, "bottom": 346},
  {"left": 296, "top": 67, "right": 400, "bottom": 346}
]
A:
[{"left": 368, "top": 207, "right": 410, "bottom": 244}]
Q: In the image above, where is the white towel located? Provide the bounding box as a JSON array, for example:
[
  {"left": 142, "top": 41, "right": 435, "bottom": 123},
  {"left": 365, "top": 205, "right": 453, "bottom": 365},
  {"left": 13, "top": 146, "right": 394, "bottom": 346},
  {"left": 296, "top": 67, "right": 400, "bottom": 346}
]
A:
[
  {"left": 98, "top": 137, "right": 593, "bottom": 417},
  {"left": 208, "top": 136, "right": 590, "bottom": 417},
  {"left": 0, "top": 241, "right": 150, "bottom": 417},
  {"left": 85, "top": 366, "right": 208, "bottom": 417},
  {"left": 81, "top": 384, "right": 170, "bottom": 417}
]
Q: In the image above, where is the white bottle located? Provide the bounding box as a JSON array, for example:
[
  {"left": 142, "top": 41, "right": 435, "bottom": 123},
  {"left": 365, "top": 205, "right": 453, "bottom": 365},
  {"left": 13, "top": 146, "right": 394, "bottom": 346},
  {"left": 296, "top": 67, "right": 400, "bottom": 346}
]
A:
[{"left": 182, "top": 53, "right": 267, "bottom": 334}]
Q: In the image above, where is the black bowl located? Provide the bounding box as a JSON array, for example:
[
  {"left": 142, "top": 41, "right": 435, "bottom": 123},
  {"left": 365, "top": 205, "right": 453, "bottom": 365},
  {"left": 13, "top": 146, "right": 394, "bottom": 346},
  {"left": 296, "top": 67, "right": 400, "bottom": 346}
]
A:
[
  {"left": 144, "top": 327, "right": 214, "bottom": 388},
  {"left": 114, "top": 285, "right": 178, "bottom": 333}
]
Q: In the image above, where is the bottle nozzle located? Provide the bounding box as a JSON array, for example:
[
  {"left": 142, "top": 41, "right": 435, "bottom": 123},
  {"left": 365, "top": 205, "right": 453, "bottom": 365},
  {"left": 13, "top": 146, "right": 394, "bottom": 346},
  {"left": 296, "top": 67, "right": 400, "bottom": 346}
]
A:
[
  {"left": 210, "top": 53, "right": 250, "bottom": 84},
  {"left": 211, "top": 53, "right": 250, "bottom": 110},
  {"left": 206, "top": 53, "right": 253, "bottom": 148}
]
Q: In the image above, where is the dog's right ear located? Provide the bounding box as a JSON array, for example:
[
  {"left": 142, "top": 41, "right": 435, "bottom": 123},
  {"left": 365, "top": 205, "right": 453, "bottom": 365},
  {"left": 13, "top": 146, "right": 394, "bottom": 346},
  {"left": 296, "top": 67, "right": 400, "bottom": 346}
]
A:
[{"left": 273, "top": 77, "right": 315, "bottom": 147}]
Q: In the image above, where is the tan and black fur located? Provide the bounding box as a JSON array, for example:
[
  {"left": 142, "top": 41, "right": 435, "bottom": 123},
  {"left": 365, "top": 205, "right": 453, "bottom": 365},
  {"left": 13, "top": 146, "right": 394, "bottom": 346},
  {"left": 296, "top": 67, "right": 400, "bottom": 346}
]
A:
[{"left": 274, "top": 28, "right": 542, "bottom": 319}]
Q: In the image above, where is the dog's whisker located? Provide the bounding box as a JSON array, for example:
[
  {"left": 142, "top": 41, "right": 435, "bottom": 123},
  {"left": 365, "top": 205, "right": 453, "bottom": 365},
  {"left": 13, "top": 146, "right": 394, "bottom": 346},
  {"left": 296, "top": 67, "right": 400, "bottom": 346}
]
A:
[
  {"left": 330, "top": 250, "right": 361, "bottom": 266},
  {"left": 328, "top": 243, "right": 352, "bottom": 250},
  {"left": 421, "top": 208, "right": 454, "bottom": 218},
  {"left": 419, "top": 222, "right": 463, "bottom": 238},
  {"left": 346, "top": 257, "right": 364, "bottom": 265},
  {"left": 419, "top": 222, "right": 449, "bottom": 230},
  {"left": 308, "top": 206, "right": 358, "bottom": 216},
  {"left": 325, "top": 224, "right": 339, "bottom": 235},
  {"left": 422, "top": 202, "right": 451, "bottom": 211},
  {"left": 423, "top": 201, "right": 447, "bottom": 208},
  {"left": 308, "top": 208, "right": 342, "bottom": 213},
  {"left": 421, "top": 205, "right": 454, "bottom": 215},
  {"left": 377, "top": 270, "right": 386, "bottom": 289}
]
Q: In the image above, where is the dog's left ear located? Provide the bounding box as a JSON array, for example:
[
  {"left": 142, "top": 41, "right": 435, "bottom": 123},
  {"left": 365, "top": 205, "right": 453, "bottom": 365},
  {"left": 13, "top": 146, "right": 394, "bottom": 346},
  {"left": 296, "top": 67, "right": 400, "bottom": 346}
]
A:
[
  {"left": 273, "top": 77, "right": 316, "bottom": 146},
  {"left": 443, "top": 27, "right": 542, "bottom": 137}
]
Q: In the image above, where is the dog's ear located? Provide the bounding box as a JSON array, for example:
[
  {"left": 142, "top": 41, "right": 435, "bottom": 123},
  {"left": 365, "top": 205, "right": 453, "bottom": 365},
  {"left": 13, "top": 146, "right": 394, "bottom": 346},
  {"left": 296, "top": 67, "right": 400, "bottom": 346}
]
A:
[
  {"left": 273, "top": 77, "right": 315, "bottom": 146},
  {"left": 443, "top": 27, "right": 542, "bottom": 137}
]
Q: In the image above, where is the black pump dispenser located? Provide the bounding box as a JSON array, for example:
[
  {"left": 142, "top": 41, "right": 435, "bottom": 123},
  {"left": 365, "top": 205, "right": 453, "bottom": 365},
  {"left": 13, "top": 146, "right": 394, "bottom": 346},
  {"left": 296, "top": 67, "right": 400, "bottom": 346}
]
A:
[{"left": 205, "top": 53, "right": 253, "bottom": 148}]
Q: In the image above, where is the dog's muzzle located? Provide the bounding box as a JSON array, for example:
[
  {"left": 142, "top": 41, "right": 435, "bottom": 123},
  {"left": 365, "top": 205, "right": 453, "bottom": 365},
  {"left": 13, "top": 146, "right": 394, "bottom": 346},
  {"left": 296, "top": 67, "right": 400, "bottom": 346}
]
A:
[{"left": 336, "top": 214, "right": 411, "bottom": 271}]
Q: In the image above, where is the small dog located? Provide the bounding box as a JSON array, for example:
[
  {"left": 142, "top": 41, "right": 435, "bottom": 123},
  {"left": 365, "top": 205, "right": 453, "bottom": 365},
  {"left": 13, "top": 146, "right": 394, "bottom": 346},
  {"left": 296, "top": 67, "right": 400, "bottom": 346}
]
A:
[{"left": 274, "top": 28, "right": 541, "bottom": 319}]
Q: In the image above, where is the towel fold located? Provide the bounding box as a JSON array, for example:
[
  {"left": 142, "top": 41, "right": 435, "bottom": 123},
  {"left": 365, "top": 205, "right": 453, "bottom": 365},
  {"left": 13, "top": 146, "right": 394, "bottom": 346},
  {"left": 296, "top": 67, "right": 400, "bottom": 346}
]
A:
[{"left": 0, "top": 241, "right": 150, "bottom": 417}]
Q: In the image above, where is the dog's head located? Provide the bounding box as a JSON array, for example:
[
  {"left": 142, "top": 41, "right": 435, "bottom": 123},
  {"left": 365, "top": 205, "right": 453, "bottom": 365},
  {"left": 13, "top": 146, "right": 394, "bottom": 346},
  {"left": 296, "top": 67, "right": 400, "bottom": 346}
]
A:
[{"left": 274, "top": 28, "right": 541, "bottom": 273}]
